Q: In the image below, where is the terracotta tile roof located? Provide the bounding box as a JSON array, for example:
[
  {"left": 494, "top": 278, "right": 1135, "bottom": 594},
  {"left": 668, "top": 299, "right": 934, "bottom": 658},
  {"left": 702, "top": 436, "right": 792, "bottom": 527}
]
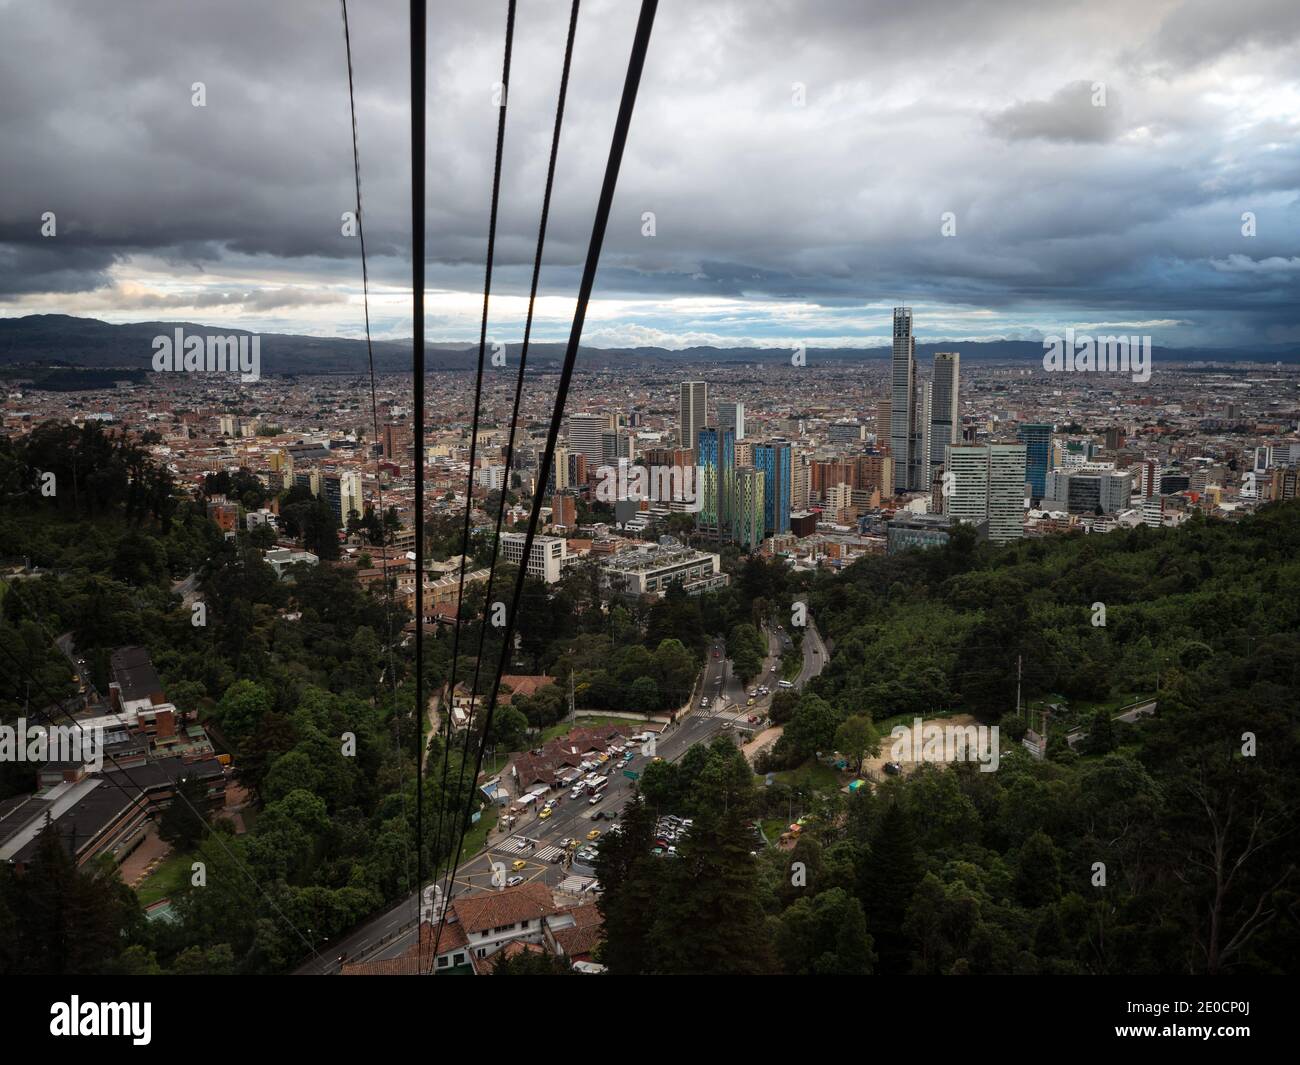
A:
[
  {"left": 499, "top": 939, "right": 546, "bottom": 960},
  {"left": 551, "top": 904, "right": 604, "bottom": 959},
  {"left": 338, "top": 920, "right": 469, "bottom": 976},
  {"left": 452, "top": 881, "right": 556, "bottom": 933},
  {"left": 509, "top": 724, "right": 629, "bottom": 786},
  {"left": 499, "top": 675, "right": 556, "bottom": 703}
]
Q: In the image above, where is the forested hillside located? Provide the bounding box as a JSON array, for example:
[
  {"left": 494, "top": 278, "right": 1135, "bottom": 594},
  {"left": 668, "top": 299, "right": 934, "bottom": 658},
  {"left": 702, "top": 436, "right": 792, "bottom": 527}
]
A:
[{"left": 597, "top": 504, "right": 1300, "bottom": 975}]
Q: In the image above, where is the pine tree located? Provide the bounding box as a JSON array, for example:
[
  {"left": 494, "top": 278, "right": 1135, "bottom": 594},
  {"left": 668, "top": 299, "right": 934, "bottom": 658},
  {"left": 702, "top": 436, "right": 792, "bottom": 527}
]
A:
[{"left": 857, "top": 801, "right": 922, "bottom": 974}]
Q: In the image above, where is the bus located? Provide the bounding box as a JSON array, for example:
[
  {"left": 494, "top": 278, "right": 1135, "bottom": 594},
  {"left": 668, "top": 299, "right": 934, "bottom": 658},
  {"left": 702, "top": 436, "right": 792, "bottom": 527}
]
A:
[{"left": 586, "top": 775, "right": 608, "bottom": 797}]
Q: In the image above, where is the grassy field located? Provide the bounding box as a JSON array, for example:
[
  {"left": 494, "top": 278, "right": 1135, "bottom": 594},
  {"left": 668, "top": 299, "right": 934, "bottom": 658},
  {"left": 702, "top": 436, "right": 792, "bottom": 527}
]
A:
[
  {"left": 769, "top": 760, "right": 842, "bottom": 792},
  {"left": 133, "top": 849, "right": 196, "bottom": 908},
  {"left": 537, "top": 715, "right": 640, "bottom": 744},
  {"left": 433, "top": 804, "right": 499, "bottom": 878}
]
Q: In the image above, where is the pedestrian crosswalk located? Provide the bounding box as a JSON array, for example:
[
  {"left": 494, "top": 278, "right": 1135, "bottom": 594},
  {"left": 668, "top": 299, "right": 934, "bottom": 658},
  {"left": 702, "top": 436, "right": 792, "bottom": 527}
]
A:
[{"left": 535, "top": 845, "right": 564, "bottom": 863}]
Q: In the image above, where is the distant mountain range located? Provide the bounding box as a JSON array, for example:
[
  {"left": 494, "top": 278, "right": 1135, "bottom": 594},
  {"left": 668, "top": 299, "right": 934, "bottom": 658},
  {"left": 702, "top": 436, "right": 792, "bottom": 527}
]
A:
[{"left": 2, "top": 314, "right": 1296, "bottom": 383}]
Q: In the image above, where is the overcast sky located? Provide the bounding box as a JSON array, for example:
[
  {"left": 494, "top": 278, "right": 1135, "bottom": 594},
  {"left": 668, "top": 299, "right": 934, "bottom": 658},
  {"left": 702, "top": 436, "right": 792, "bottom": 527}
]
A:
[{"left": 1, "top": 0, "right": 1297, "bottom": 350}]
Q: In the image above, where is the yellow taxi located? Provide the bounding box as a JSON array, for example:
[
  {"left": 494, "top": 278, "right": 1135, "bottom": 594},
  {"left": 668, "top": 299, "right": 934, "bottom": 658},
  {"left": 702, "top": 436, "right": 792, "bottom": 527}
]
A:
[
  {"left": 511, "top": 859, "right": 527, "bottom": 871},
  {"left": 586, "top": 829, "right": 601, "bottom": 841},
  {"left": 539, "top": 807, "right": 552, "bottom": 819}
]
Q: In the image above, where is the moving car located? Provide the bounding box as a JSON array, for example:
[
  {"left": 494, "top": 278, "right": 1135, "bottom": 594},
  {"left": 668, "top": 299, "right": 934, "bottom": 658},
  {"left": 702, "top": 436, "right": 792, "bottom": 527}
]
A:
[
  {"left": 539, "top": 807, "right": 552, "bottom": 819},
  {"left": 507, "top": 875, "right": 524, "bottom": 887},
  {"left": 512, "top": 859, "right": 527, "bottom": 871},
  {"left": 586, "top": 829, "right": 601, "bottom": 841}
]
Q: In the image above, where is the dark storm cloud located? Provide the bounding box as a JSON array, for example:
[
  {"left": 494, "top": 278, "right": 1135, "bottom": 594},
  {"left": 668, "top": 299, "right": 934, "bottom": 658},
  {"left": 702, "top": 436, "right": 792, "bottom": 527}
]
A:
[
  {"left": 986, "top": 82, "right": 1120, "bottom": 144},
  {"left": 0, "top": 0, "right": 1296, "bottom": 347}
]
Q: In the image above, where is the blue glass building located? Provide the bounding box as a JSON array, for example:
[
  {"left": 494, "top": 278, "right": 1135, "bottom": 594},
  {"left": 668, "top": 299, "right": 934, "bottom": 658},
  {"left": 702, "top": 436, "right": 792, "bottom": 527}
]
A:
[
  {"left": 754, "top": 441, "right": 792, "bottom": 536},
  {"left": 1017, "top": 423, "right": 1052, "bottom": 501}
]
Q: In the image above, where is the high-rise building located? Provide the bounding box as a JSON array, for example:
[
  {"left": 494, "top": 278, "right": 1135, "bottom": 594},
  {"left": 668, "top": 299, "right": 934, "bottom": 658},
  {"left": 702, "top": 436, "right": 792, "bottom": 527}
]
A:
[
  {"left": 930, "top": 352, "right": 959, "bottom": 473},
  {"left": 790, "top": 449, "right": 811, "bottom": 510},
  {"left": 1270, "top": 465, "right": 1298, "bottom": 501},
  {"left": 1017, "top": 423, "right": 1053, "bottom": 501},
  {"left": 565, "top": 414, "right": 605, "bottom": 469},
  {"left": 945, "top": 445, "right": 989, "bottom": 529},
  {"left": 1047, "top": 466, "right": 1134, "bottom": 515},
  {"left": 754, "top": 441, "right": 792, "bottom": 536},
  {"left": 732, "top": 467, "right": 766, "bottom": 550},
  {"left": 549, "top": 444, "right": 570, "bottom": 493},
  {"left": 855, "top": 453, "right": 894, "bottom": 498},
  {"left": 601, "top": 429, "right": 632, "bottom": 465},
  {"left": 917, "top": 379, "right": 933, "bottom": 486},
  {"left": 697, "top": 426, "right": 735, "bottom": 537},
  {"left": 551, "top": 492, "right": 576, "bottom": 529},
  {"left": 679, "top": 381, "right": 708, "bottom": 449},
  {"left": 944, "top": 443, "right": 1026, "bottom": 544},
  {"left": 987, "top": 444, "right": 1028, "bottom": 543},
  {"left": 320, "top": 469, "right": 363, "bottom": 525},
  {"left": 381, "top": 422, "right": 410, "bottom": 462},
  {"left": 889, "top": 307, "right": 917, "bottom": 490},
  {"left": 718, "top": 400, "right": 745, "bottom": 441}
]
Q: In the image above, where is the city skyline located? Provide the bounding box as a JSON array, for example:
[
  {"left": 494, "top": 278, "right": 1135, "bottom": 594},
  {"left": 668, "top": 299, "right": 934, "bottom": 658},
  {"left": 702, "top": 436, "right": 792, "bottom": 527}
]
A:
[{"left": 1, "top": 1, "right": 1297, "bottom": 349}]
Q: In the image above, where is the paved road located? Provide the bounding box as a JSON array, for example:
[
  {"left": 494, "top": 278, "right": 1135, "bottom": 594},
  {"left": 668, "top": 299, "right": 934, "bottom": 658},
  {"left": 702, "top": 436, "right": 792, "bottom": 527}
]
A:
[
  {"left": 295, "top": 615, "right": 830, "bottom": 975},
  {"left": 295, "top": 694, "right": 736, "bottom": 974}
]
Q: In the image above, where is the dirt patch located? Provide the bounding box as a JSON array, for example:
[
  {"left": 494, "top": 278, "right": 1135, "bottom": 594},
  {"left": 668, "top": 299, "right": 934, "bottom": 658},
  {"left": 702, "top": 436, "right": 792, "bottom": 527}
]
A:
[
  {"left": 117, "top": 825, "right": 170, "bottom": 887},
  {"left": 861, "top": 713, "right": 982, "bottom": 781},
  {"left": 743, "top": 725, "right": 783, "bottom": 763}
]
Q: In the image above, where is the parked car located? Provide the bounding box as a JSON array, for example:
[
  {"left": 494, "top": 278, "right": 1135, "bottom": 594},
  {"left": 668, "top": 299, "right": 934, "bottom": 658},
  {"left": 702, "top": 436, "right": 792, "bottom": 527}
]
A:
[{"left": 883, "top": 761, "right": 902, "bottom": 775}]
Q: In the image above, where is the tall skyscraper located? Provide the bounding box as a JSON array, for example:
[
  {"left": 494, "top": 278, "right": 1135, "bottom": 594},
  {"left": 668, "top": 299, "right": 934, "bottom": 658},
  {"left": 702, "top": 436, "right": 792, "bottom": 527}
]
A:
[
  {"left": 718, "top": 400, "right": 745, "bottom": 441},
  {"left": 754, "top": 441, "right": 792, "bottom": 536},
  {"left": 1016, "top": 423, "right": 1052, "bottom": 501},
  {"left": 791, "top": 448, "right": 811, "bottom": 510},
  {"left": 679, "top": 381, "right": 708, "bottom": 449},
  {"left": 732, "top": 466, "right": 766, "bottom": 550},
  {"left": 930, "top": 352, "right": 960, "bottom": 473},
  {"left": 889, "top": 307, "right": 917, "bottom": 490},
  {"left": 917, "top": 379, "right": 933, "bottom": 487},
  {"left": 565, "top": 414, "right": 605, "bottom": 469},
  {"left": 697, "top": 426, "right": 735, "bottom": 537}
]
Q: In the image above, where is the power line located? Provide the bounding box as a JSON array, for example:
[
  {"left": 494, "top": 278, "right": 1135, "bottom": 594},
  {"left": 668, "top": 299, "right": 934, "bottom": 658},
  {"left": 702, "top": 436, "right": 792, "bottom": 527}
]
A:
[
  {"left": 339, "top": 0, "right": 414, "bottom": 915},
  {"left": 410, "top": 0, "right": 428, "bottom": 927},
  {"left": 426, "top": 0, "right": 518, "bottom": 975},
  {"left": 433, "top": 0, "right": 659, "bottom": 968}
]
